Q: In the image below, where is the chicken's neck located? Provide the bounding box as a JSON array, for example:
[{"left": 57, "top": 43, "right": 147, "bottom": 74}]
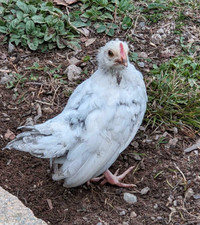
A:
[{"left": 99, "top": 66, "right": 127, "bottom": 85}]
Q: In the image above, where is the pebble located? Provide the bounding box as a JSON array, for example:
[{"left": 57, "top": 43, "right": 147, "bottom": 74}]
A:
[
  {"left": 0, "top": 73, "right": 13, "bottom": 84},
  {"left": 151, "top": 34, "right": 162, "bottom": 44},
  {"left": 153, "top": 203, "right": 158, "bottom": 209},
  {"left": 151, "top": 216, "right": 155, "bottom": 220},
  {"left": 123, "top": 193, "right": 137, "bottom": 204},
  {"left": 157, "top": 28, "right": 164, "bottom": 34},
  {"left": 193, "top": 194, "right": 200, "bottom": 200},
  {"left": 157, "top": 216, "right": 163, "bottom": 220},
  {"left": 138, "top": 52, "right": 148, "bottom": 58},
  {"left": 119, "top": 210, "right": 126, "bottom": 216},
  {"left": 133, "top": 154, "right": 142, "bottom": 161},
  {"left": 185, "top": 188, "right": 194, "bottom": 199},
  {"left": 137, "top": 62, "right": 145, "bottom": 68},
  {"left": 64, "top": 65, "right": 82, "bottom": 81},
  {"left": 8, "top": 42, "right": 15, "bottom": 53},
  {"left": 140, "top": 187, "right": 150, "bottom": 195},
  {"left": 96, "top": 222, "right": 103, "bottom": 225},
  {"left": 130, "top": 211, "right": 137, "bottom": 218},
  {"left": 139, "top": 22, "right": 145, "bottom": 28}
]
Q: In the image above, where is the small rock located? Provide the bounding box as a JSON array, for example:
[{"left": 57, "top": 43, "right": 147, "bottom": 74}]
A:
[
  {"left": 173, "top": 200, "right": 178, "bottom": 207},
  {"left": 139, "top": 22, "right": 145, "bottom": 28},
  {"left": 140, "top": 187, "right": 150, "bottom": 195},
  {"left": 193, "top": 194, "right": 200, "bottom": 200},
  {"left": 119, "top": 210, "right": 126, "bottom": 216},
  {"left": 123, "top": 193, "right": 137, "bottom": 204},
  {"left": 122, "top": 222, "right": 129, "bottom": 225},
  {"left": 153, "top": 203, "right": 158, "bottom": 209},
  {"left": 151, "top": 216, "right": 155, "bottom": 220},
  {"left": 96, "top": 222, "right": 103, "bottom": 225},
  {"left": 131, "top": 141, "right": 139, "bottom": 148},
  {"left": 185, "top": 188, "right": 194, "bottom": 199},
  {"left": 8, "top": 42, "right": 15, "bottom": 53},
  {"left": 133, "top": 154, "right": 142, "bottom": 161},
  {"left": 151, "top": 34, "right": 162, "bottom": 44},
  {"left": 157, "top": 216, "right": 163, "bottom": 220},
  {"left": 64, "top": 65, "right": 82, "bottom": 81},
  {"left": 130, "top": 211, "right": 137, "bottom": 218},
  {"left": 68, "top": 57, "right": 80, "bottom": 65},
  {"left": 137, "top": 62, "right": 145, "bottom": 68},
  {"left": 157, "top": 28, "right": 164, "bottom": 34},
  {"left": 168, "top": 137, "right": 178, "bottom": 147},
  {"left": 138, "top": 52, "right": 148, "bottom": 58},
  {"left": 0, "top": 73, "right": 13, "bottom": 84}
]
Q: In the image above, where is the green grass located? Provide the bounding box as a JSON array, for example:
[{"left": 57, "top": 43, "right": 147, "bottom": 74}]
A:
[{"left": 146, "top": 56, "right": 200, "bottom": 130}]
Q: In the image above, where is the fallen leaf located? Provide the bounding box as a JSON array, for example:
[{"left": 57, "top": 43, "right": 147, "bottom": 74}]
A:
[
  {"left": 53, "top": 0, "right": 78, "bottom": 6},
  {"left": 47, "top": 199, "right": 53, "bottom": 210},
  {"left": 4, "top": 129, "right": 16, "bottom": 140},
  {"left": 78, "top": 28, "right": 90, "bottom": 37},
  {"left": 85, "top": 38, "right": 96, "bottom": 47},
  {"left": 184, "top": 139, "right": 200, "bottom": 153}
]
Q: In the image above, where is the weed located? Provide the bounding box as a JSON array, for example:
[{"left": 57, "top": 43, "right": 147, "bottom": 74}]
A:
[{"left": 146, "top": 56, "right": 200, "bottom": 130}]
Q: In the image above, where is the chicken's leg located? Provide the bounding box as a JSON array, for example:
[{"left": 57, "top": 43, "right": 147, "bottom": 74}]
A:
[{"left": 100, "top": 166, "right": 135, "bottom": 187}]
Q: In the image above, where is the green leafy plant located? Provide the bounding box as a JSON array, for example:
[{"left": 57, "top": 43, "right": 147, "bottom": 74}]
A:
[
  {"left": 146, "top": 56, "right": 200, "bottom": 130},
  {"left": 142, "top": 1, "right": 172, "bottom": 23},
  {"left": 0, "top": 0, "right": 79, "bottom": 51},
  {"left": 71, "top": 0, "right": 135, "bottom": 36}
]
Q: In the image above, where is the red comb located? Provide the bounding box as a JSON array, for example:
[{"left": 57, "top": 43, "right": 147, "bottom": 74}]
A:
[{"left": 120, "top": 43, "right": 126, "bottom": 60}]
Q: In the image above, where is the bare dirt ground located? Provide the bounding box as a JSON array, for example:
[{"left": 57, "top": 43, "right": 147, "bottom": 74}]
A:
[{"left": 0, "top": 7, "right": 200, "bottom": 225}]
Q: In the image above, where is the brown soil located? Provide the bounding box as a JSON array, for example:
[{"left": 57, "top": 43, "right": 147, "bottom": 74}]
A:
[{"left": 0, "top": 19, "right": 200, "bottom": 225}]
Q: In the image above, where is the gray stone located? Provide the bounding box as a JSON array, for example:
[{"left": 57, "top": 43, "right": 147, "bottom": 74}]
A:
[
  {"left": 0, "top": 186, "right": 47, "bottom": 225},
  {"left": 140, "top": 187, "right": 150, "bottom": 195},
  {"left": 137, "top": 62, "right": 145, "bottom": 68},
  {"left": 64, "top": 64, "right": 82, "bottom": 81},
  {"left": 123, "top": 193, "right": 137, "bottom": 204},
  {"left": 130, "top": 211, "right": 137, "bottom": 218}
]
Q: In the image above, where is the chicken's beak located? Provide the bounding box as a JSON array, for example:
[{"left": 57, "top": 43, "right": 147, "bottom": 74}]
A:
[
  {"left": 115, "top": 57, "right": 128, "bottom": 67},
  {"left": 120, "top": 57, "right": 128, "bottom": 67}
]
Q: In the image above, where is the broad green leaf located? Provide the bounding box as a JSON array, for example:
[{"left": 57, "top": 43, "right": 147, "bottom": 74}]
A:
[
  {"left": 32, "top": 15, "right": 45, "bottom": 24},
  {"left": 56, "top": 36, "right": 66, "bottom": 49},
  {"left": 0, "top": 26, "right": 7, "bottom": 34},
  {"left": 101, "top": 12, "right": 113, "bottom": 20},
  {"left": 26, "top": 20, "right": 35, "bottom": 34},
  {"left": 106, "top": 27, "right": 114, "bottom": 36},
  {"left": 0, "top": 6, "right": 4, "bottom": 14},
  {"left": 71, "top": 21, "right": 87, "bottom": 28},
  {"left": 9, "top": 18, "right": 20, "bottom": 31},
  {"left": 27, "top": 37, "right": 39, "bottom": 50},
  {"left": 16, "top": 10, "right": 23, "bottom": 21},
  {"left": 16, "top": 1, "right": 29, "bottom": 13},
  {"left": 0, "top": 0, "right": 8, "bottom": 3},
  {"left": 29, "top": 5, "right": 37, "bottom": 15},
  {"left": 44, "top": 28, "right": 56, "bottom": 41},
  {"left": 10, "top": 34, "right": 21, "bottom": 45},
  {"left": 0, "top": 19, "right": 6, "bottom": 26},
  {"left": 48, "top": 43, "right": 56, "bottom": 50},
  {"left": 122, "top": 16, "right": 132, "bottom": 29},
  {"left": 94, "top": 23, "right": 106, "bottom": 33},
  {"left": 4, "top": 14, "right": 15, "bottom": 21}
]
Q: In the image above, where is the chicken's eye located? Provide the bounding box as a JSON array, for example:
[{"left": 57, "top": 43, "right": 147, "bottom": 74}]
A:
[{"left": 108, "top": 50, "right": 114, "bottom": 57}]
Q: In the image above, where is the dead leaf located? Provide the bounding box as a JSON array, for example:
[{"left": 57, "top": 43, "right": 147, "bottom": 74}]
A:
[
  {"left": 78, "top": 28, "right": 90, "bottom": 37},
  {"left": 53, "top": 0, "right": 79, "bottom": 6},
  {"left": 47, "top": 199, "right": 53, "bottom": 210},
  {"left": 184, "top": 139, "right": 200, "bottom": 153},
  {"left": 4, "top": 129, "right": 16, "bottom": 140},
  {"left": 85, "top": 38, "right": 96, "bottom": 47}
]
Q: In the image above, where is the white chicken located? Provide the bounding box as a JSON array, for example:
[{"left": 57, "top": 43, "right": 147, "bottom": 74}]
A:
[{"left": 4, "top": 39, "right": 147, "bottom": 188}]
